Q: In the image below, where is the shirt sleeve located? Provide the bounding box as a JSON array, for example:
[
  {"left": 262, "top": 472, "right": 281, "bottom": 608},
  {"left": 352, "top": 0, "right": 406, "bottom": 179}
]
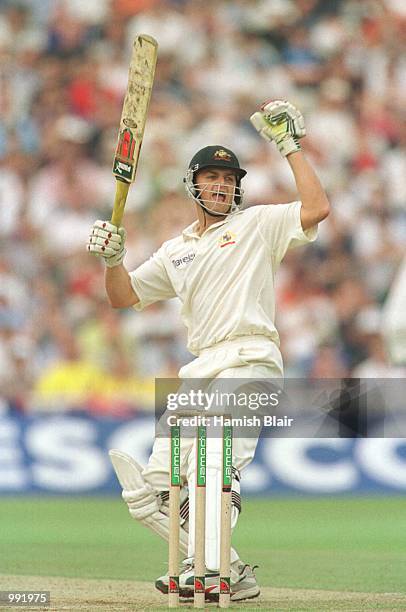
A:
[
  {"left": 257, "top": 201, "right": 318, "bottom": 264},
  {"left": 129, "top": 245, "right": 176, "bottom": 311}
]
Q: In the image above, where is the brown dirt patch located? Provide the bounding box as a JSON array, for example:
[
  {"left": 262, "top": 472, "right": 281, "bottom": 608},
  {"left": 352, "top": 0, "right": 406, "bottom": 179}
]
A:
[{"left": 0, "top": 575, "right": 404, "bottom": 611}]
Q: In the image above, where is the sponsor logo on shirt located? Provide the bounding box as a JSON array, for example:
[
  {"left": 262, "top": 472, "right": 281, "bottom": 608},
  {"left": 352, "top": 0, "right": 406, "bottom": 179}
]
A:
[
  {"left": 171, "top": 252, "right": 196, "bottom": 269},
  {"left": 219, "top": 231, "right": 236, "bottom": 248}
]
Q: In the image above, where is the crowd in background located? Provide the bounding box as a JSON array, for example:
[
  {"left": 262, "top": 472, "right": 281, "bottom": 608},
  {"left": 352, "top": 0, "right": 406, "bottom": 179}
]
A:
[{"left": 0, "top": 0, "right": 405, "bottom": 413}]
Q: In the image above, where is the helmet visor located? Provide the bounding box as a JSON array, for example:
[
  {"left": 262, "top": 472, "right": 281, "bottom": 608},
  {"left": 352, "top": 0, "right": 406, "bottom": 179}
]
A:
[{"left": 192, "top": 182, "right": 244, "bottom": 216}]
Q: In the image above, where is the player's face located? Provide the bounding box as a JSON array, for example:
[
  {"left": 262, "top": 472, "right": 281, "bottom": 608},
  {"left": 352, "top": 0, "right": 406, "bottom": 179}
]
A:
[{"left": 195, "top": 168, "right": 237, "bottom": 214}]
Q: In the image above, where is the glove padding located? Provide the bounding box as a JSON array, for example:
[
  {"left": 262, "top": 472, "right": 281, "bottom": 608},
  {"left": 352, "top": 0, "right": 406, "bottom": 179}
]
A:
[
  {"left": 87, "top": 220, "right": 126, "bottom": 268},
  {"left": 250, "top": 100, "right": 306, "bottom": 157}
]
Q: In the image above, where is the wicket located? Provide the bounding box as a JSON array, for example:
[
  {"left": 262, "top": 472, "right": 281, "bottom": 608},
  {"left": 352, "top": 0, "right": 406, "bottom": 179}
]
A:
[
  {"left": 168, "top": 424, "right": 181, "bottom": 608},
  {"left": 168, "top": 413, "right": 233, "bottom": 608}
]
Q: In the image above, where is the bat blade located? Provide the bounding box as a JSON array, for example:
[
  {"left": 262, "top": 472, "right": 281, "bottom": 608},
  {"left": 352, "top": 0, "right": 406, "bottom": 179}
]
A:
[{"left": 111, "top": 34, "right": 158, "bottom": 226}]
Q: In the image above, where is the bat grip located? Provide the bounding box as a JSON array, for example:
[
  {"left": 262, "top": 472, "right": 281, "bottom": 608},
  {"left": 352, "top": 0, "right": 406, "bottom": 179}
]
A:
[{"left": 111, "top": 179, "right": 130, "bottom": 227}]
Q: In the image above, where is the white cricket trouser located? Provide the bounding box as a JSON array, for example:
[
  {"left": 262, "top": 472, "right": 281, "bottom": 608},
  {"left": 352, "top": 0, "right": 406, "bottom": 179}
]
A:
[{"left": 142, "top": 336, "right": 283, "bottom": 569}]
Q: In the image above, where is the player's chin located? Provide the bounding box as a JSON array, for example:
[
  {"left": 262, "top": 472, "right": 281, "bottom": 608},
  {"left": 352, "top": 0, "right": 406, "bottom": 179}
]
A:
[{"left": 207, "top": 200, "right": 232, "bottom": 215}]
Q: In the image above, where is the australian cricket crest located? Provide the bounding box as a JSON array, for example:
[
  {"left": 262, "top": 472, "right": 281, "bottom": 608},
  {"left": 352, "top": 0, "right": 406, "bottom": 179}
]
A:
[
  {"left": 219, "top": 231, "right": 236, "bottom": 248},
  {"left": 213, "top": 149, "right": 232, "bottom": 162}
]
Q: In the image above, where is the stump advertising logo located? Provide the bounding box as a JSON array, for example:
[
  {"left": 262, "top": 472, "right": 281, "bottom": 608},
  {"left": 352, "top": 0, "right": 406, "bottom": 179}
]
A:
[
  {"left": 194, "top": 577, "right": 205, "bottom": 593},
  {"left": 169, "top": 577, "right": 179, "bottom": 593}
]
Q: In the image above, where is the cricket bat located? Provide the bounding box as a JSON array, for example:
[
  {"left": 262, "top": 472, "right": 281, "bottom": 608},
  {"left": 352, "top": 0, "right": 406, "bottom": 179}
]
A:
[{"left": 111, "top": 34, "right": 158, "bottom": 227}]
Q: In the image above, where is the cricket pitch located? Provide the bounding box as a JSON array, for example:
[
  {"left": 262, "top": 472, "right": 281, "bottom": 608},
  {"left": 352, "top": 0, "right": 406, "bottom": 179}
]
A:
[{"left": 0, "top": 575, "right": 404, "bottom": 611}]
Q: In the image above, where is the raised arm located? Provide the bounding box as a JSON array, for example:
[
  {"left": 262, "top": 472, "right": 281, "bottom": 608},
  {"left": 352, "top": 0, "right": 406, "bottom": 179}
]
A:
[
  {"left": 250, "top": 99, "right": 330, "bottom": 229},
  {"left": 105, "top": 264, "right": 139, "bottom": 308},
  {"left": 286, "top": 151, "right": 329, "bottom": 230}
]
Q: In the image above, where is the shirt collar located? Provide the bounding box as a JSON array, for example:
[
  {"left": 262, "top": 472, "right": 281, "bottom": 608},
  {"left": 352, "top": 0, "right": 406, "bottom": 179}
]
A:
[{"left": 182, "top": 211, "right": 243, "bottom": 241}]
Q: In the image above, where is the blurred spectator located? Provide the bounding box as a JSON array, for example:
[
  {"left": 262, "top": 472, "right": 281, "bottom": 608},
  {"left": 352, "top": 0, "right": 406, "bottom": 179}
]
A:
[
  {"left": 0, "top": 0, "right": 405, "bottom": 412},
  {"left": 352, "top": 306, "right": 406, "bottom": 377}
]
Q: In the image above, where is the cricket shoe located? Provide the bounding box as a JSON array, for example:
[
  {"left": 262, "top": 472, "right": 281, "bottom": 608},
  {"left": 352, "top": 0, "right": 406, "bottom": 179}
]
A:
[
  {"left": 155, "top": 559, "right": 215, "bottom": 599},
  {"left": 155, "top": 558, "right": 260, "bottom": 602},
  {"left": 206, "top": 561, "right": 260, "bottom": 602}
]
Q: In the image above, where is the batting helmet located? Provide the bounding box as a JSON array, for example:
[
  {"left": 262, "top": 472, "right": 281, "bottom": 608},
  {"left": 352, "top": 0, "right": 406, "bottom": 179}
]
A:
[{"left": 184, "top": 145, "right": 246, "bottom": 214}]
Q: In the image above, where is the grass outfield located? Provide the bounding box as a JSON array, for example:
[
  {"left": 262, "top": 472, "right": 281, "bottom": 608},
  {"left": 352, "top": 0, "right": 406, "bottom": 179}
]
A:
[{"left": 0, "top": 496, "right": 405, "bottom": 608}]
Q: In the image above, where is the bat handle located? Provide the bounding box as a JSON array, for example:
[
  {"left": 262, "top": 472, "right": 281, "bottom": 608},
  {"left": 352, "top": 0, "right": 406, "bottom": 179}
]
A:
[{"left": 111, "top": 179, "right": 130, "bottom": 227}]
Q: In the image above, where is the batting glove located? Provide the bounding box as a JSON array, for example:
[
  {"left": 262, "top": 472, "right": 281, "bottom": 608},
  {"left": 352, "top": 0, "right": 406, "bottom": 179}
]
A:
[
  {"left": 250, "top": 100, "right": 306, "bottom": 157},
  {"left": 87, "top": 220, "right": 126, "bottom": 268}
]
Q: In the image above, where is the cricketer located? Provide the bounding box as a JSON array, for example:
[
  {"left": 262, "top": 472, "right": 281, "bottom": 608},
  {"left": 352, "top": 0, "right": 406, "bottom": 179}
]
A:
[{"left": 87, "top": 100, "right": 330, "bottom": 601}]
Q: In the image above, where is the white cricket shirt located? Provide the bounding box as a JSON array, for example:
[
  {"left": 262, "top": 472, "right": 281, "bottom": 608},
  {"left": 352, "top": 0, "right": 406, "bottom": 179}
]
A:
[{"left": 129, "top": 202, "right": 317, "bottom": 355}]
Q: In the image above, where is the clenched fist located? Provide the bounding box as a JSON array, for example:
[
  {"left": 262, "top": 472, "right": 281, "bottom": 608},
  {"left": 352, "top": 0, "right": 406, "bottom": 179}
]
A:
[
  {"left": 87, "top": 220, "right": 126, "bottom": 268},
  {"left": 250, "top": 100, "right": 306, "bottom": 157}
]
